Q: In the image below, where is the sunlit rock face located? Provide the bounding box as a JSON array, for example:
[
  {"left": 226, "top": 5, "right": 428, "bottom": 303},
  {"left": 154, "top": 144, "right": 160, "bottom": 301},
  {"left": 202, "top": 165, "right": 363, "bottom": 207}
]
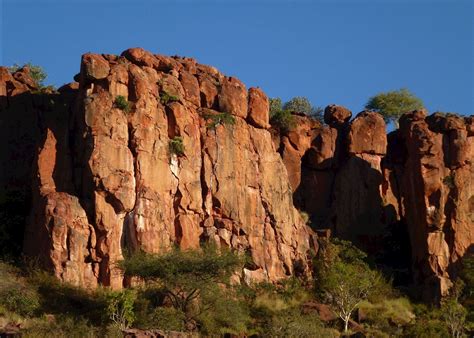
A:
[
  {"left": 1, "top": 50, "right": 472, "bottom": 302},
  {"left": 4, "top": 49, "right": 313, "bottom": 288},
  {"left": 277, "top": 105, "right": 474, "bottom": 301}
]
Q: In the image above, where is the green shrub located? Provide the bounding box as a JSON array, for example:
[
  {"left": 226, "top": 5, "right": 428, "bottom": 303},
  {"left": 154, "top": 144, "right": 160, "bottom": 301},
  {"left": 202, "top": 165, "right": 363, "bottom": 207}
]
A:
[
  {"left": 283, "top": 96, "right": 324, "bottom": 122},
  {"left": 198, "top": 292, "right": 251, "bottom": 336},
  {"left": 104, "top": 289, "right": 136, "bottom": 330},
  {"left": 147, "top": 307, "right": 186, "bottom": 331},
  {"left": 169, "top": 136, "right": 185, "bottom": 156},
  {"left": 270, "top": 108, "right": 295, "bottom": 133},
  {"left": 8, "top": 63, "right": 47, "bottom": 88},
  {"left": 404, "top": 318, "right": 450, "bottom": 338},
  {"left": 263, "top": 308, "right": 334, "bottom": 338},
  {"left": 359, "top": 298, "right": 415, "bottom": 333},
  {"left": 114, "top": 95, "right": 131, "bottom": 113},
  {"left": 269, "top": 96, "right": 323, "bottom": 131},
  {"left": 160, "top": 91, "right": 180, "bottom": 105},
  {"left": 24, "top": 315, "right": 99, "bottom": 338},
  {"left": 269, "top": 97, "right": 283, "bottom": 116},
  {"left": 0, "top": 287, "right": 40, "bottom": 317},
  {"left": 119, "top": 246, "right": 243, "bottom": 329},
  {"left": 204, "top": 111, "right": 235, "bottom": 129}
]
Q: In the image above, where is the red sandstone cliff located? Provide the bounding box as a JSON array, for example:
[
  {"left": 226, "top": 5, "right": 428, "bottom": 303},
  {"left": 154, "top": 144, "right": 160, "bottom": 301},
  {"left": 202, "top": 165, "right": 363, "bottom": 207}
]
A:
[
  {"left": 0, "top": 49, "right": 472, "bottom": 301},
  {"left": 277, "top": 106, "right": 473, "bottom": 301},
  {"left": 2, "top": 49, "right": 313, "bottom": 288}
]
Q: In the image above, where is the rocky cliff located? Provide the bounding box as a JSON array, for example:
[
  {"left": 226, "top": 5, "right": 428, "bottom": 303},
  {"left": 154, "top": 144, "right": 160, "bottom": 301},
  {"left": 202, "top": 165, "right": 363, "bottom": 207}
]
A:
[
  {"left": 0, "top": 48, "right": 472, "bottom": 300},
  {"left": 277, "top": 105, "right": 473, "bottom": 301},
  {"left": 1, "top": 49, "right": 313, "bottom": 288}
]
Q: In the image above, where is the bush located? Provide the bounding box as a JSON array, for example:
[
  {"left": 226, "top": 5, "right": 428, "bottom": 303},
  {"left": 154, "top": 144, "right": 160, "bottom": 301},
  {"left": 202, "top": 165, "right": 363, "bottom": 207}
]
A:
[
  {"left": 204, "top": 111, "right": 235, "bottom": 129},
  {"left": 0, "top": 287, "right": 40, "bottom": 317},
  {"left": 197, "top": 286, "right": 251, "bottom": 336},
  {"left": 160, "top": 91, "right": 180, "bottom": 105},
  {"left": 365, "top": 88, "right": 424, "bottom": 124},
  {"left": 359, "top": 298, "right": 415, "bottom": 334},
  {"left": 147, "top": 307, "right": 186, "bottom": 331},
  {"left": 169, "top": 136, "right": 185, "bottom": 156},
  {"left": 104, "top": 289, "right": 136, "bottom": 330},
  {"left": 114, "top": 95, "right": 131, "bottom": 113},
  {"left": 8, "top": 63, "right": 47, "bottom": 88},
  {"left": 270, "top": 109, "right": 295, "bottom": 133},
  {"left": 24, "top": 315, "right": 99, "bottom": 338},
  {"left": 283, "top": 96, "right": 323, "bottom": 122},
  {"left": 263, "top": 308, "right": 334, "bottom": 338},
  {"left": 269, "top": 96, "right": 323, "bottom": 132}
]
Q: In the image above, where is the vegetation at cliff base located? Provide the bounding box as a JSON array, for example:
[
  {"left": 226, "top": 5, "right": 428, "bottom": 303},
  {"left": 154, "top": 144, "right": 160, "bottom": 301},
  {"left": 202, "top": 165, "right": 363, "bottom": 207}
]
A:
[
  {"left": 1, "top": 242, "right": 473, "bottom": 337},
  {"left": 365, "top": 88, "right": 424, "bottom": 124}
]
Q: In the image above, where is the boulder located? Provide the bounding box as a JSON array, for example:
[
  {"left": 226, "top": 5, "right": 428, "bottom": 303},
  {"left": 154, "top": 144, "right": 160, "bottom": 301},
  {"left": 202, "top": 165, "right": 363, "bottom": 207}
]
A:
[
  {"left": 324, "top": 104, "right": 352, "bottom": 128},
  {"left": 247, "top": 87, "right": 270, "bottom": 129}
]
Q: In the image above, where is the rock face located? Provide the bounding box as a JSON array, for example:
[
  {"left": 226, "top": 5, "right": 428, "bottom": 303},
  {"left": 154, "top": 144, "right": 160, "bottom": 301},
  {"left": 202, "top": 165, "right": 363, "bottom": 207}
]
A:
[
  {"left": 0, "top": 50, "right": 472, "bottom": 301},
  {"left": 394, "top": 111, "right": 474, "bottom": 300},
  {"left": 3, "top": 48, "right": 313, "bottom": 288},
  {"left": 277, "top": 106, "right": 474, "bottom": 301}
]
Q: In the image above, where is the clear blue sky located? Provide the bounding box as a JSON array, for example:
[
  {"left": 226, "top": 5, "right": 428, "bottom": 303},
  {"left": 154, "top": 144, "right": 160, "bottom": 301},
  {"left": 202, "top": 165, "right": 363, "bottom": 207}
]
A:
[{"left": 1, "top": 0, "right": 473, "bottom": 116}]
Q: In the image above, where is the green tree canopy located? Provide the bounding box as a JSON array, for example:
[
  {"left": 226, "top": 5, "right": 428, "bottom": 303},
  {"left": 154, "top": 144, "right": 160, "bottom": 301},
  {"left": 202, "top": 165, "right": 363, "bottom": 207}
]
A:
[
  {"left": 119, "top": 246, "right": 243, "bottom": 330},
  {"left": 365, "top": 88, "right": 424, "bottom": 124}
]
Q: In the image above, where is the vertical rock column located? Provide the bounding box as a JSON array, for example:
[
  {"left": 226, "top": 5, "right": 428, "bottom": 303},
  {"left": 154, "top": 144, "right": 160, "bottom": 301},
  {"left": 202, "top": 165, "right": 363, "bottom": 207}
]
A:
[{"left": 398, "top": 111, "right": 474, "bottom": 300}]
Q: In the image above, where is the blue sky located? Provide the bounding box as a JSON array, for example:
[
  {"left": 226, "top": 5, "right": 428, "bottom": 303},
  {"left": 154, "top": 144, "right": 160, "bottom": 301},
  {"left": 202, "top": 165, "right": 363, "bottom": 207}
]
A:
[{"left": 1, "top": 0, "right": 473, "bottom": 116}]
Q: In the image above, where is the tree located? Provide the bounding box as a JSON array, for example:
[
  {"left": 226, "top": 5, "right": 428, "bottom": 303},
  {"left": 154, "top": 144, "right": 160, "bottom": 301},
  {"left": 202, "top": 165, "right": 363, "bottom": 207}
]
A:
[
  {"left": 269, "top": 97, "right": 283, "bottom": 117},
  {"left": 441, "top": 296, "right": 467, "bottom": 338},
  {"left": 315, "top": 239, "right": 380, "bottom": 333},
  {"left": 119, "top": 246, "right": 242, "bottom": 330},
  {"left": 105, "top": 289, "right": 137, "bottom": 330},
  {"left": 283, "top": 96, "right": 323, "bottom": 122},
  {"left": 8, "top": 63, "right": 47, "bottom": 88},
  {"left": 365, "top": 88, "right": 424, "bottom": 124},
  {"left": 269, "top": 96, "right": 323, "bottom": 132}
]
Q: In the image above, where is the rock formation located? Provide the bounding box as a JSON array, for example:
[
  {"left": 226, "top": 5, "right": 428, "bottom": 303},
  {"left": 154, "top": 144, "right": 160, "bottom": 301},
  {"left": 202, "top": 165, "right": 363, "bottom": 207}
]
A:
[
  {"left": 0, "top": 49, "right": 472, "bottom": 301},
  {"left": 277, "top": 105, "right": 473, "bottom": 301},
  {"left": 1, "top": 49, "right": 313, "bottom": 288}
]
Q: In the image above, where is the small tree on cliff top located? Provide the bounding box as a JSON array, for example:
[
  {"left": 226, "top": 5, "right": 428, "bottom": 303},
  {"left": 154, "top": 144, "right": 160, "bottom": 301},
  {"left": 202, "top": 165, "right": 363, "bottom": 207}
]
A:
[
  {"left": 365, "top": 88, "right": 424, "bottom": 125},
  {"left": 8, "top": 63, "right": 47, "bottom": 88}
]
